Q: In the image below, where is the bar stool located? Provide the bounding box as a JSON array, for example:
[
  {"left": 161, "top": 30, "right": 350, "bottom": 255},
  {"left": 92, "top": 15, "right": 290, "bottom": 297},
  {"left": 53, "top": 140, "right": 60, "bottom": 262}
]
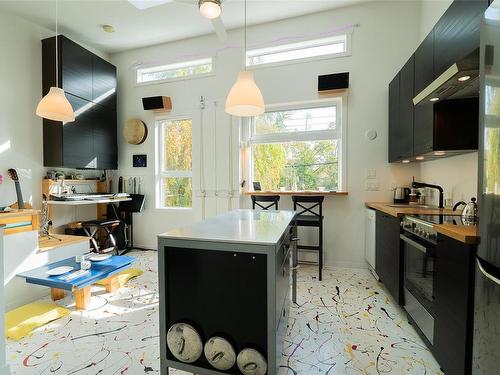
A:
[
  {"left": 292, "top": 195, "right": 324, "bottom": 281},
  {"left": 251, "top": 195, "right": 280, "bottom": 210}
]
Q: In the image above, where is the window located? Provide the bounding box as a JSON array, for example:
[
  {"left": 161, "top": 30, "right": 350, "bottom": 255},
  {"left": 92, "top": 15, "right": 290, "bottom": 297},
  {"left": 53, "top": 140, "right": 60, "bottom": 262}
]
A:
[
  {"left": 157, "top": 118, "right": 193, "bottom": 208},
  {"left": 249, "top": 102, "right": 345, "bottom": 191},
  {"left": 136, "top": 58, "right": 213, "bottom": 84},
  {"left": 246, "top": 34, "right": 350, "bottom": 67}
]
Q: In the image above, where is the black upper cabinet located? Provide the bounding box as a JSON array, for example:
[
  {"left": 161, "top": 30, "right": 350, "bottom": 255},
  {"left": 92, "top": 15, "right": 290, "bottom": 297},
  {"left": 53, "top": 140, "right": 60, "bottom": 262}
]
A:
[
  {"left": 388, "top": 75, "right": 400, "bottom": 162},
  {"left": 93, "top": 104, "right": 118, "bottom": 170},
  {"left": 61, "top": 37, "right": 93, "bottom": 101},
  {"left": 63, "top": 94, "right": 95, "bottom": 168},
  {"left": 399, "top": 55, "right": 414, "bottom": 157},
  {"left": 433, "top": 0, "right": 488, "bottom": 77},
  {"left": 388, "top": 0, "right": 487, "bottom": 162},
  {"left": 388, "top": 56, "right": 414, "bottom": 162},
  {"left": 93, "top": 55, "right": 117, "bottom": 109},
  {"left": 41, "top": 35, "right": 118, "bottom": 169},
  {"left": 414, "top": 30, "right": 434, "bottom": 95}
]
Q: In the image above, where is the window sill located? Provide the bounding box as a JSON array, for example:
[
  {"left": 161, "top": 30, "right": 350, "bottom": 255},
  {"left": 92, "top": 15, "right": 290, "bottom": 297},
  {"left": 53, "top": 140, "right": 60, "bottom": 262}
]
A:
[
  {"left": 154, "top": 207, "right": 193, "bottom": 213},
  {"left": 243, "top": 191, "right": 348, "bottom": 196}
]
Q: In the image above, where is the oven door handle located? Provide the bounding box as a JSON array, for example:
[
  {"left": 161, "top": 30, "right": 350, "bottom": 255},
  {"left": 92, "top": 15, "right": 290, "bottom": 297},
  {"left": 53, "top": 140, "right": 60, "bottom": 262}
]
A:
[{"left": 400, "top": 234, "right": 428, "bottom": 253}]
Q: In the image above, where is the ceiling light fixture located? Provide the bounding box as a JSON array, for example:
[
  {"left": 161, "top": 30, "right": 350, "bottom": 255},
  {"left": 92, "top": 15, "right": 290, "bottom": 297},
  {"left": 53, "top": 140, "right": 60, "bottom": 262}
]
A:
[
  {"left": 415, "top": 156, "right": 425, "bottom": 160},
  {"left": 199, "top": 0, "right": 221, "bottom": 19},
  {"left": 434, "top": 151, "right": 446, "bottom": 156},
  {"left": 36, "top": 0, "right": 75, "bottom": 122},
  {"left": 225, "top": 0, "right": 264, "bottom": 117},
  {"left": 402, "top": 160, "right": 410, "bottom": 164},
  {"left": 458, "top": 75, "right": 471, "bottom": 82},
  {"left": 429, "top": 97, "right": 439, "bottom": 102},
  {"left": 102, "top": 24, "right": 115, "bottom": 33}
]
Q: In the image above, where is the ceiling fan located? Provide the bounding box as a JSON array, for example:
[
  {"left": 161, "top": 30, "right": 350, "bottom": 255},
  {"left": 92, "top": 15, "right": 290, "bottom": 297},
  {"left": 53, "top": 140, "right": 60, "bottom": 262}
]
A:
[{"left": 128, "top": 0, "right": 228, "bottom": 41}]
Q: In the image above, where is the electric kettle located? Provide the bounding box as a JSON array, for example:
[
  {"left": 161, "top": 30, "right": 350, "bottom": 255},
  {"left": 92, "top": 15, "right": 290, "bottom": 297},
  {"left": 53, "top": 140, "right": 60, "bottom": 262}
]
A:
[
  {"left": 453, "top": 197, "right": 478, "bottom": 224},
  {"left": 394, "top": 187, "right": 411, "bottom": 203}
]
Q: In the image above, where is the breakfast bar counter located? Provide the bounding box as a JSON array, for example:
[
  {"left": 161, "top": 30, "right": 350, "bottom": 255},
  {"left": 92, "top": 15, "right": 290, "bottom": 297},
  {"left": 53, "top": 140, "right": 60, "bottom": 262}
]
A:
[{"left": 158, "top": 209, "right": 296, "bottom": 375}]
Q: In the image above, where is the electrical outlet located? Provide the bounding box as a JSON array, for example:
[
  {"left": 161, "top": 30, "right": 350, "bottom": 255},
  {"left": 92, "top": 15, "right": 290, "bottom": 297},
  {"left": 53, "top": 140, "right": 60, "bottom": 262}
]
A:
[{"left": 365, "top": 181, "right": 380, "bottom": 191}]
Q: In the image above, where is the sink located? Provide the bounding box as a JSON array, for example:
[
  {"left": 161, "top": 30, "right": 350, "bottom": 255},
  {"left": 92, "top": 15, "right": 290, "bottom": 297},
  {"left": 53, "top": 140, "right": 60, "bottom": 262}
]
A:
[{"left": 387, "top": 204, "right": 437, "bottom": 209}]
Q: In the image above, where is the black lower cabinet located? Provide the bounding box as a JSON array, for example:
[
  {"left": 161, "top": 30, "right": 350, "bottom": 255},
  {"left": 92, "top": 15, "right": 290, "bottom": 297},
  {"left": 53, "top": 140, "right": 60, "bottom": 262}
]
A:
[
  {"left": 375, "top": 212, "right": 403, "bottom": 304},
  {"left": 433, "top": 235, "right": 475, "bottom": 375}
]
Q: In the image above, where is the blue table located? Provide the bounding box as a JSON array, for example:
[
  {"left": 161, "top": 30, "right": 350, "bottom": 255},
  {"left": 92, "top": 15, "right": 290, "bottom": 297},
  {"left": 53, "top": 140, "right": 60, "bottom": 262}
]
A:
[{"left": 17, "top": 255, "right": 134, "bottom": 309}]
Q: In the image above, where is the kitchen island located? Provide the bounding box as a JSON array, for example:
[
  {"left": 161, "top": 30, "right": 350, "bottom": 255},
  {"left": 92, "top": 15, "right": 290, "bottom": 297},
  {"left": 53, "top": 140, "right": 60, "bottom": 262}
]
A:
[{"left": 158, "top": 209, "right": 296, "bottom": 375}]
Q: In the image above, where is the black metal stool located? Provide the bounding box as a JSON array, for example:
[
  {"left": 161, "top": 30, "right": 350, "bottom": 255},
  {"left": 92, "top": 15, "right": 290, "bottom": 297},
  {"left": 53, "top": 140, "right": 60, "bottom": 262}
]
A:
[
  {"left": 251, "top": 195, "right": 280, "bottom": 210},
  {"left": 81, "top": 219, "right": 122, "bottom": 254},
  {"left": 292, "top": 195, "right": 324, "bottom": 280}
]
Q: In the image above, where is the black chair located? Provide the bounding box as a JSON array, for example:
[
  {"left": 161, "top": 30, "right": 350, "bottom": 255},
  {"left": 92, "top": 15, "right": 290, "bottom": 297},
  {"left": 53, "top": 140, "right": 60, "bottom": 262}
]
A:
[
  {"left": 292, "top": 195, "right": 324, "bottom": 280},
  {"left": 108, "top": 194, "right": 145, "bottom": 254},
  {"left": 81, "top": 219, "right": 122, "bottom": 254},
  {"left": 251, "top": 195, "right": 280, "bottom": 210}
]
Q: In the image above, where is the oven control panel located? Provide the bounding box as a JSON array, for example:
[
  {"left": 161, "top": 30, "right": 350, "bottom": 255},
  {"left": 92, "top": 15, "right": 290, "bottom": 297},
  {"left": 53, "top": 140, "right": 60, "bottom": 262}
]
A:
[{"left": 401, "top": 216, "right": 438, "bottom": 242}]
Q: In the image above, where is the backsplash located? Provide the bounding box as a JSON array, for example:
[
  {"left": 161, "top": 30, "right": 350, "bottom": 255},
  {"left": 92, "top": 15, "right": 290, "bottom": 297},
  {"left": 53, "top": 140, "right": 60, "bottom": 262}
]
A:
[{"left": 419, "top": 152, "right": 478, "bottom": 207}]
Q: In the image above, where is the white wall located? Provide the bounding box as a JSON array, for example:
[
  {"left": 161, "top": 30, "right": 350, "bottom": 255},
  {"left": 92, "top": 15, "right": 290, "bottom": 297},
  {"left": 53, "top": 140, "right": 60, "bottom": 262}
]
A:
[
  {"left": 417, "top": 0, "right": 479, "bottom": 204},
  {"left": 111, "top": 1, "right": 422, "bottom": 267}
]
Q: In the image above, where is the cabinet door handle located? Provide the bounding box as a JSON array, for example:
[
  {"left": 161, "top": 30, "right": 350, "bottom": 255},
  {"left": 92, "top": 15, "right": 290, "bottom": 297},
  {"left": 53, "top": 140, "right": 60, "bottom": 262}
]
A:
[
  {"left": 477, "top": 258, "right": 500, "bottom": 286},
  {"left": 291, "top": 238, "right": 300, "bottom": 242},
  {"left": 282, "top": 269, "right": 285, "bottom": 277},
  {"left": 283, "top": 308, "right": 286, "bottom": 317}
]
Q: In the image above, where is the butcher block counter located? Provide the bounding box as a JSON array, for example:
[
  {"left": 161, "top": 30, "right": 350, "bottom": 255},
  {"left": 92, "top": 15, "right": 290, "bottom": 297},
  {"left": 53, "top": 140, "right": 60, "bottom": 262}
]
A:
[
  {"left": 365, "top": 202, "right": 479, "bottom": 245},
  {"left": 157, "top": 209, "right": 297, "bottom": 375}
]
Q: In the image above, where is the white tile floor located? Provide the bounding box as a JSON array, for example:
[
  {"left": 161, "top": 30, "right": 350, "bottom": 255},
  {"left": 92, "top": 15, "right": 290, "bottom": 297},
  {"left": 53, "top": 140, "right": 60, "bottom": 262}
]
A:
[{"left": 6, "top": 250, "right": 442, "bottom": 374}]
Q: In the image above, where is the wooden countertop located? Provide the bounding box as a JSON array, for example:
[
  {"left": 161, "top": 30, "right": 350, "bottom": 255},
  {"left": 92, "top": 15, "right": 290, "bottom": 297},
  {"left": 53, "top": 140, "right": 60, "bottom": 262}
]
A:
[
  {"left": 0, "top": 209, "right": 40, "bottom": 218},
  {"left": 38, "top": 234, "right": 90, "bottom": 252},
  {"left": 434, "top": 224, "right": 479, "bottom": 245},
  {"left": 366, "top": 202, "right": 479, "bottom": 245},
  {"left": 365, "top": 202, "right": 459, "bottom": 217},
  {"left": 244, "top": 191, "right": 348, "bottom": 196}
]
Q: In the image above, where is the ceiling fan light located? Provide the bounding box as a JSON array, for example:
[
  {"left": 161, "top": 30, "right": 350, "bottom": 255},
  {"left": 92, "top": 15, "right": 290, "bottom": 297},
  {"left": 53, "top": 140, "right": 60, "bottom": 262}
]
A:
[
  {"left": 225, "top": 71, "right": 265, "bottom": 117},
  {"left": 199, "top": 0, "right": 221, "bottom": 19},
  {"left": 36, "top": 87, "right": 75, "bottom": 122}
]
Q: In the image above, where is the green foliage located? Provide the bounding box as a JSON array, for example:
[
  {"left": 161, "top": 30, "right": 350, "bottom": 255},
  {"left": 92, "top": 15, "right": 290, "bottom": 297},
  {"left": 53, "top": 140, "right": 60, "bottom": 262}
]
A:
[
  {"left": 163, "top": 119, "right": 193, "bottom": 208},
  {"left": 253, "top": 111, "right": 339, "bottom": 191}
]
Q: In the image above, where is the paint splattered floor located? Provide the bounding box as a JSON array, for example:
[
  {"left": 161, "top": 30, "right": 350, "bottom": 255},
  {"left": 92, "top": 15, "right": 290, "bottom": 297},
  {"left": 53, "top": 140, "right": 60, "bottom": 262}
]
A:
[{"left": 6, "top": 250, "right": 442, "bottom": 374}]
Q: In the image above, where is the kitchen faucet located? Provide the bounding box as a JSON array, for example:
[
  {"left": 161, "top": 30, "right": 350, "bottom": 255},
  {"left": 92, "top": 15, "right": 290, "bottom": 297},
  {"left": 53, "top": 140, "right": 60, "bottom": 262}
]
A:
[{"left": 412, "top": 179, "right": 444, "bottom": 208}]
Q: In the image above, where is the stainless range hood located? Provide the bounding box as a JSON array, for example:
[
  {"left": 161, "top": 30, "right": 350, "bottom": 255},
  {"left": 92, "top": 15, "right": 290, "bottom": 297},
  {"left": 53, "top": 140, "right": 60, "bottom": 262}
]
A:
[{"left": 413, "top": 49, "right": 479, "bottom": 105}]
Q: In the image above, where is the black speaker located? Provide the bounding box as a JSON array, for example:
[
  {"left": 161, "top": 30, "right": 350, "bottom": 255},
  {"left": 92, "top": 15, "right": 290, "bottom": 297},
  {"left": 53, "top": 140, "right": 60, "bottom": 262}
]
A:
[
  {"left": 318, "top": 72, "right": 349, "bottom": 93},
  {"left": 142, "top": 96, "right": 172, "bottom": 112}
]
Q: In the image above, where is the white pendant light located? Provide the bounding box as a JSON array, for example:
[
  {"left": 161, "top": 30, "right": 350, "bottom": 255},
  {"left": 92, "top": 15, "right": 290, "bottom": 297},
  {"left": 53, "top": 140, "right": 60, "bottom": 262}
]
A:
[
  {"left": 199, "top": 0, "right": 221, "bottom": 19},
  {"left": 36, "top": 0, "right": 75, "bottom": 123},
  {"left": 225, "top": 0, "right": 264, "bottom": 117}
]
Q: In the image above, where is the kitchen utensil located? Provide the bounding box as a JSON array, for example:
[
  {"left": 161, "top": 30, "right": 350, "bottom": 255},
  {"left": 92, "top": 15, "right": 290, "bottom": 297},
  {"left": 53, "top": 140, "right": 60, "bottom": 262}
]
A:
[
  {"left": 89, "top": 254, "right": 112, "bottom": 262},
  {"left": 46, "top": 266, "right": 74, "bottom": 276},
  {"left": 393, "top": 187, "right": 411, "bottom": 204},
  {"left": 60, "top": 269, "right": 90, "bottom": 281},
  {"left": 236, "top": 348, "right": 267, "bottom": 375},
  {"left": 453, "top": 197, "right": 478, "bottom": 224},
  {"left": 166, "top": 323, "right": 203, "bottom": 363},
  {"left": 204, "top": 336, "right": 236, "bottom": 370},
  {"left": 408, "top": 188, "right": 421, "bottom": 205}
]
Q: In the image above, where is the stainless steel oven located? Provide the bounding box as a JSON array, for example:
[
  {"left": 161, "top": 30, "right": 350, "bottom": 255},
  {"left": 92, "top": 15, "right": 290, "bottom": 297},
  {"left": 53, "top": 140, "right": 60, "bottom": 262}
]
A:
[{"left": 401, "top": 215, "right": 438, "bottom": 345}]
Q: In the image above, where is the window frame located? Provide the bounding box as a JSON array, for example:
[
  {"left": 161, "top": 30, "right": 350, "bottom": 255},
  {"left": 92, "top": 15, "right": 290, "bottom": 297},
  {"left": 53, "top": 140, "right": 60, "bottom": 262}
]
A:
[
  {"left": 135, "top": 57, "right": 215, "bottom": 86},
  {"left": 246, "top": 33, "right": 352, "bottom": 70},
  {"left": 155, "top": 115, "right": 194, "bottom": 210},
  {"left": 247, "top": 97, "right": 347, "bottom": 192}
]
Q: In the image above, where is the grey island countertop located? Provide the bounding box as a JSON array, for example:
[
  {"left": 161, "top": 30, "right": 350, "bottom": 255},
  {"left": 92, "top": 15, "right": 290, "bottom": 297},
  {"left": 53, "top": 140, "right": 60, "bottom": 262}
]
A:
[{"left": 158, "top": 209, "right": 296, "bottom": 245}]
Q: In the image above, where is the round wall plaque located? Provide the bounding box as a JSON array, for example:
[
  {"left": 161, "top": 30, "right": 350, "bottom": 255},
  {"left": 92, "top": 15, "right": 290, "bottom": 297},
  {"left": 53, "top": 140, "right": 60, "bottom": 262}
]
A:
[{"left": 124, "top": 119, "right": 148, "bottom": 145}]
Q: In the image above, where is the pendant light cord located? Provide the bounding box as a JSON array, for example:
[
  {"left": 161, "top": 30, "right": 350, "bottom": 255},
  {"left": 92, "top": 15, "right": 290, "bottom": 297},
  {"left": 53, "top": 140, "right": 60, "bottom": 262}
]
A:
[
  {"left": 244, "top": 0, "right": 247, "bottom": 70},
  {"left": 55, "top": 0, "right": 59, "bottom": 87}
]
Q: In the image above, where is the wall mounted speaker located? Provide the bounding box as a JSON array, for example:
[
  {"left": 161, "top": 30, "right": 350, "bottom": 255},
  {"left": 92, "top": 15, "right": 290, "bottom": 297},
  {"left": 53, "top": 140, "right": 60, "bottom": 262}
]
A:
[
  {"left": 318, "top": 72, "right": 349, "bottom": 94},
  {"left": 142, "top": 96, "right": 172, "bottom": 112}
]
